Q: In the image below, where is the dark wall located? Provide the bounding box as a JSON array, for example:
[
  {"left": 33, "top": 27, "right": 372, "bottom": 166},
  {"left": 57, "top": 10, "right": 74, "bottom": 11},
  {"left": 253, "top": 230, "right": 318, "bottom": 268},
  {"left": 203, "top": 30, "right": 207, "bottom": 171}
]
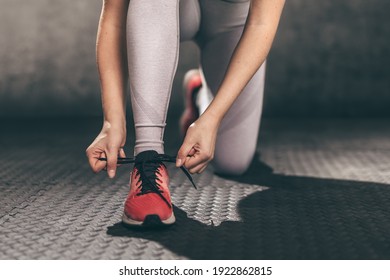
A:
[
  {"left": 0, "top": 0, "right": 389, "bottom": 117},
  {"left": 265, "top": 0, "right": 390, "bottom": 117},
  {"left": 0, "top": 0, "right": 102, "bottom": 117}
]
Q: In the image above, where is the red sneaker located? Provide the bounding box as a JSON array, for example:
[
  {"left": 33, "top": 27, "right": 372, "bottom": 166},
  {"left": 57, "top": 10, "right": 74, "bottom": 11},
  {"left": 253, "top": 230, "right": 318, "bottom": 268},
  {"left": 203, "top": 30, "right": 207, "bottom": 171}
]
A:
[
  {"left": 180, "top": 69, "right": 202, "bottom": 138},
  {"left": 120, "top": 150, "right": 196, "bottom": 227}
]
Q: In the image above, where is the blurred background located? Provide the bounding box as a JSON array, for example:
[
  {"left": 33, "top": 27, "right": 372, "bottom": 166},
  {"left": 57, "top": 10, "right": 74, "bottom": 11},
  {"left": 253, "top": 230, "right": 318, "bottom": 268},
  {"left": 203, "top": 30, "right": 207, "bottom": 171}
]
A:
[{"left": 1, "top": 0, "right": 389, "bottom": 119}]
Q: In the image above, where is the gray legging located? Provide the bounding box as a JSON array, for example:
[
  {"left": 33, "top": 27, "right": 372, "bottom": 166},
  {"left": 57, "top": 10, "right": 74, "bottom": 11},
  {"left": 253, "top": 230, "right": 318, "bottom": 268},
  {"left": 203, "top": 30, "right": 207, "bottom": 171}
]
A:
[{"left": 127, "top": 0, "right": 265, "bottom": 175}]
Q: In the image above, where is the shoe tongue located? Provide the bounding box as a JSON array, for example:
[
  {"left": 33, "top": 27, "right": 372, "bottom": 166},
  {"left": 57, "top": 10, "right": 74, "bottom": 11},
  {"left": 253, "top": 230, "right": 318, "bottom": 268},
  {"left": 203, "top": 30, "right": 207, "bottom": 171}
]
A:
[{"left": 135, "top": 150, "right": 159, "bottom": 162}]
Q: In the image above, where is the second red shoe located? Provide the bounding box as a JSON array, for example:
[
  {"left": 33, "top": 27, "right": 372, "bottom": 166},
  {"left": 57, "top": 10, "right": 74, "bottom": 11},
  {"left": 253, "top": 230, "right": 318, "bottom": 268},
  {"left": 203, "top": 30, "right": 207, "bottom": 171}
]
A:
[{"left": 180, "top": 69, "right": 202, "bottom": 138}]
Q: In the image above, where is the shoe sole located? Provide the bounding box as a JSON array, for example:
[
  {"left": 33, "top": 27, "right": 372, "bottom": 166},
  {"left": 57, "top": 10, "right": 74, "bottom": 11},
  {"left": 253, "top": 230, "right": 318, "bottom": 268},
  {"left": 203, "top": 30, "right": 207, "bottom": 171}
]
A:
[{"left": 122, "top": 212, "right": 176, "bottom": 228}]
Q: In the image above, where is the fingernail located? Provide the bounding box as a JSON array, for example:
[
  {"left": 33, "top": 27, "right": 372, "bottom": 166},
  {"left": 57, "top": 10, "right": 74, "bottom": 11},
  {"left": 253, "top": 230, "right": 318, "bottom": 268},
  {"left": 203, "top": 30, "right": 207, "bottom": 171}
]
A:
[
  {"left": 176, "top": 159, "right": 182, "bottom": 167},
  {"left": 108, "top": 170, "right": 115, "bottom": 178}
]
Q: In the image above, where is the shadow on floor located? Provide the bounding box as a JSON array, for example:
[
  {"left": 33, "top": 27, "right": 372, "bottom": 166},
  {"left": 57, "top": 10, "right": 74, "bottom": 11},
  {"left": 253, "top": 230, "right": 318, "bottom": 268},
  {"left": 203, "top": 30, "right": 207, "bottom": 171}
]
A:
[{"left": 107, "top": 155, "right": 390, "bottom": 259}]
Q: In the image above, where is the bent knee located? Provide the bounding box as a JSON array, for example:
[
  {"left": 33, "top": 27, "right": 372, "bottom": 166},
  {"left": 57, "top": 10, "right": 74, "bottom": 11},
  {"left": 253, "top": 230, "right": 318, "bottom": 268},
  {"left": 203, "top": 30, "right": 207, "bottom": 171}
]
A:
[{"left": 211, "top": 153, "right": 253, "bottom": 176}]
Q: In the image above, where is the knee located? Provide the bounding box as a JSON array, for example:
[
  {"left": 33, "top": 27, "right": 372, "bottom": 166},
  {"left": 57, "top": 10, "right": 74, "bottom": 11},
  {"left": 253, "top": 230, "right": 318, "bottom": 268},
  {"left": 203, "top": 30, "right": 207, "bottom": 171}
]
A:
[{"left": 211, "top": 152, "right": 253, "bottom": 176}]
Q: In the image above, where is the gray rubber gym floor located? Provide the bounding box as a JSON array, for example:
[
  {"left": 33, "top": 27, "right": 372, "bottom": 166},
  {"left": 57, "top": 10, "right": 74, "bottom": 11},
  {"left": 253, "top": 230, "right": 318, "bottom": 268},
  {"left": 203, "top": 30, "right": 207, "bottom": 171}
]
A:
[{"left": 1, "top": 116, "right": 390, "bottom": 259}]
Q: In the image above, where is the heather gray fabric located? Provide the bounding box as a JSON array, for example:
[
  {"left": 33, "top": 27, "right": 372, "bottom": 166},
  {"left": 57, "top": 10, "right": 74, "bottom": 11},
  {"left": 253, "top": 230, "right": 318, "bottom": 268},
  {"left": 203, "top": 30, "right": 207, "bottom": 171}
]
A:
[
  {"left": 128, "top": 0, "right": 265, "bottom": 175},
  {"left": 127, "top": 0, "right": 180, "bottom": 155}
]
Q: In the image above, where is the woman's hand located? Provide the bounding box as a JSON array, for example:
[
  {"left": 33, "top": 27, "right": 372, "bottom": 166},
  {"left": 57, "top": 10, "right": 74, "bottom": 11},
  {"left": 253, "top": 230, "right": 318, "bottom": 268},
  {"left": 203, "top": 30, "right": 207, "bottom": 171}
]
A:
[
  {"left": 86, "top": 121, "right": 126, "bottom": 178},
  {"left": 176, "top": 114, "right": 220, "bottom": 174}
]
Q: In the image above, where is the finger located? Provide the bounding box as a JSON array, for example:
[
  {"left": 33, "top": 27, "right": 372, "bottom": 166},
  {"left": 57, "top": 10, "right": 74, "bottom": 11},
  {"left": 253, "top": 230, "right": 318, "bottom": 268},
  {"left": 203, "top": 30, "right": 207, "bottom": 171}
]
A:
[
  {"left": 86, "top": 149, "right": 106, "bottom": 173},
  {"left": 197, "top": 164, "right": 208, "bottom": 174},
  {"left": 117, "top": 148, "right": 126, "bottom": 167},
  {"left": 182, "top": 147, "right": 197, "bottom": 167},
  {"left": 187, "top": 159, "right": 207, "bottom": 174},
  {"left": 119, "top": 148, "right": 126, "bottom": 158},
  {"left": 184, "top": 151, "right": 209, "bottom": 170},
  {"left": 188, "top": 147, "right": 196, "bottom": 157},
  {"left": 95, "top": 152, "right": 108, "bottom": 172},
  {"left": 176, "top": 139, "right": 195, "bottom": 167},
  {"left": 189, "top": 161, "right": 208, "bottom": 174},
  {"left": 106, "top": 147, "right": 119, "bottom": 178}
]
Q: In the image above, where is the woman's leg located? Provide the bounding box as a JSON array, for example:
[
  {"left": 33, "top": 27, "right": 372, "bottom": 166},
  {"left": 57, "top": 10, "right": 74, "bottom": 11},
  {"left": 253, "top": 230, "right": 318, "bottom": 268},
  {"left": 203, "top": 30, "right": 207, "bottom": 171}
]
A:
[
  {"left": 197, "top": 0, "right": 266, "bottom": 175},
  {"left": 124, "top": 0, "right": 184, "bottom": 227},
  {"left": 127, "top": 0, "right": 179, "bottom": 156},
  {"left": 179, "top": 0, "right": 201, "bottom": 42}
]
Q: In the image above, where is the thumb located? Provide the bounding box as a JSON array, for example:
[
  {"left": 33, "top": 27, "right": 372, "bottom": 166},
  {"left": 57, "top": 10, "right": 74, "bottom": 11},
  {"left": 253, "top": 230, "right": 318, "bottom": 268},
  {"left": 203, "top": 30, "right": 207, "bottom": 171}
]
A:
[{"left": 176, "top": 138, "right": 195, "bottom": 167}]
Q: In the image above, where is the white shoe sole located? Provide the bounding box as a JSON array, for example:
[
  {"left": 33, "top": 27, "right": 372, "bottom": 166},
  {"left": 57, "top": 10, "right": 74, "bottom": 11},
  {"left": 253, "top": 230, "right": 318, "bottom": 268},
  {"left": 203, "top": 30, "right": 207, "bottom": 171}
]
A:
[{"left": 122, "top": 212, "right": 176, "bottom": 227}]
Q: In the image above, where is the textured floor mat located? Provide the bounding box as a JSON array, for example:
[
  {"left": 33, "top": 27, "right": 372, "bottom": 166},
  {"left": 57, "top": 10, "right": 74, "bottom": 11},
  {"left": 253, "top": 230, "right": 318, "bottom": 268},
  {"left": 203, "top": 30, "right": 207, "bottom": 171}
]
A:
[{"left": 1, "top": 118, "right": 390, "bottom": 259}]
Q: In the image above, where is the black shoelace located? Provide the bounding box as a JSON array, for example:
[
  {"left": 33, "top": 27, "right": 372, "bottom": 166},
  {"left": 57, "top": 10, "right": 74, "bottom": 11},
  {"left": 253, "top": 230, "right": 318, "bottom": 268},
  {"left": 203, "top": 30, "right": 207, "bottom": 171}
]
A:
[{"left": 99, "top": 153, "right": 196, "bottom": 208}]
